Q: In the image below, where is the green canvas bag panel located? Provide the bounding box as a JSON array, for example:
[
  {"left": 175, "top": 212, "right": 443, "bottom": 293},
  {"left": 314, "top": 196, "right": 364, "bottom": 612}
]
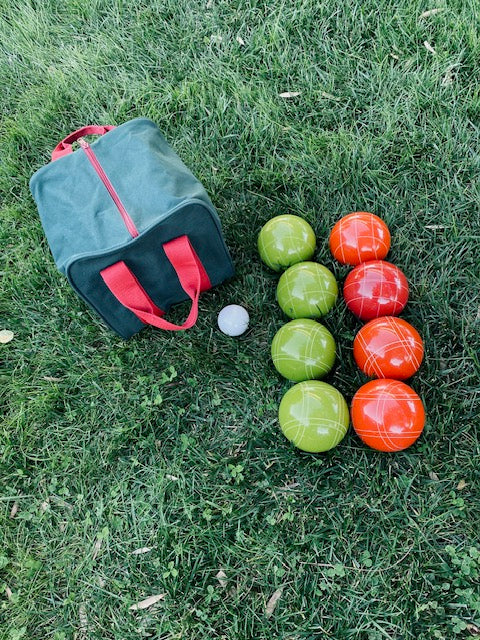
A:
[{"left": 30, "top": 118, "right": 234, "bottom": 338}]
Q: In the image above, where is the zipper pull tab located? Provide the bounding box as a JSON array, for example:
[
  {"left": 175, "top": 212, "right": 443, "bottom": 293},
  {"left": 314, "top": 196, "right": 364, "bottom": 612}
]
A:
[{"left": 78, "top": 137, "right": 88, "bottom": 149}]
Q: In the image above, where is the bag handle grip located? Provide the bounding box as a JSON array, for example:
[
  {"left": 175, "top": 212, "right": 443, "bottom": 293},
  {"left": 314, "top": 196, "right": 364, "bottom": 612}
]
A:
[
  {"left": 51, "top": 125, "right": 116, "bottom": 161},
  {"left": 100, "top": 236, "right": 211, "bottom": 332}
]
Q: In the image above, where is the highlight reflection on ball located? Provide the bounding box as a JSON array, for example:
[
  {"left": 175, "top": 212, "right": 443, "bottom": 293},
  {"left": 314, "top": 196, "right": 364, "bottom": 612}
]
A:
[
  {"left": 343, "top": 260, "right": 409, "bottom": 321},
  {"left": 277, "top": 262, "right": 338, "bottom": 319},
  {"left": 278, "top": 381, "right": 349, "bottom": 453},
  {"left": 329, "top": 211, "right": 391, "bottom": 265},
  {"left": 257, "top": 214, "right": 316, "bottom": 271},
  {"left": 353, "top": 316, "right": 424, "bottom": 379},
  {"left": 351, "top": 379, "right": 426, "bottom": 452},
  {"left": 271, "top": 319, "right": 336, "bottom": 382}
]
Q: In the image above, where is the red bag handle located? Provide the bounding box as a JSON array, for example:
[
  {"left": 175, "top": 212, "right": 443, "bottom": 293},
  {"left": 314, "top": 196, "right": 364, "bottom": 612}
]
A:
[
  {"left": 51, "top": 125, "right": 116, "bottom": 161},
  {"left": 100, "top": 236, "right": 211, "bottom": 332}
]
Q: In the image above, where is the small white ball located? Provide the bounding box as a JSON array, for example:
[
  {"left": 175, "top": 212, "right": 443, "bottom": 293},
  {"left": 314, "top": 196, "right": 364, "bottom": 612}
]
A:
[{"left": 217, "top": 304, "right": 250, "bottom": 336}]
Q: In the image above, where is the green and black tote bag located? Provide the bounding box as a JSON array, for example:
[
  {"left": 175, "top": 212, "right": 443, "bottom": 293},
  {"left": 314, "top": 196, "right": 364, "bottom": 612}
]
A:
[{"left": 30, "top": 118, "right": 234, "bottom": 339}]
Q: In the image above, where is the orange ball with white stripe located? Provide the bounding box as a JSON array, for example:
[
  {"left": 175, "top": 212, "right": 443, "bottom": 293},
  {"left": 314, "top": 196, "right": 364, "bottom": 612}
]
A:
[
  {"left": 351, "top": 379, "right": 426, "bottom": 452},
  {"left": 353, "top": 316, "right": 424, "bottom": 380},
  {"left": 329, "top": 212, "right": 391, "bottom": 266}
]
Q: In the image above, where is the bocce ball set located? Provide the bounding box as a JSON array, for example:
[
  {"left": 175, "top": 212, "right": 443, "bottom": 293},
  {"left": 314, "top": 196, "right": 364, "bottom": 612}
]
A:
[{"left": 256, "top": 211, "right": 426, "bottom": 454}]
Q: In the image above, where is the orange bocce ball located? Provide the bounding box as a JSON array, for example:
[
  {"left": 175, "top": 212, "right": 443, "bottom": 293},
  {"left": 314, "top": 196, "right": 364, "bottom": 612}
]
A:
[
  {"left": 351, "top": 379, "right": 426, "bottom": 452},
  {"left": 329, "top": 211, "right": 391, "bottom": 265},
  {"left": 353, "top": 316, "right": 424, "bottom": 380}
]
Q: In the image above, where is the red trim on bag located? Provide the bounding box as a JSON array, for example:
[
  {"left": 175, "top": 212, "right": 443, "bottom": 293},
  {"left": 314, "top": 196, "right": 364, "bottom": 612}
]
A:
[
  {"left": 51, "top": 125, "right": 116, "bottom": 161},
  {"left": 79, "top": 138, "right": 139, "bottom": 238},
  {"left": 100, "top": 236, "right": 212, "bottom": 331}
]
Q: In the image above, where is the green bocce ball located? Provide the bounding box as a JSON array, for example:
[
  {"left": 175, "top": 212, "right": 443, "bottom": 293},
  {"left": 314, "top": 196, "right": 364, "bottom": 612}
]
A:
[
  {"left": 276, "top": 261, "right": 338, "bottom": 319},
  {"left": 278, "top": 381, "right": 349, "bottom": 453},
  {"left": 257, "top": 215, "right": 316, "bottom": 271},
  {"left": 271, "top": 319, "right": 336, "bottom": 382}
]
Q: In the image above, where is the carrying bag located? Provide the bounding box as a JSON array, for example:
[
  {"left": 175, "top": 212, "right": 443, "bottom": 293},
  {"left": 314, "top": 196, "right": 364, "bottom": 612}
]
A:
[{"left": 30, "top": 118, "right": 234, "bottom": 338}]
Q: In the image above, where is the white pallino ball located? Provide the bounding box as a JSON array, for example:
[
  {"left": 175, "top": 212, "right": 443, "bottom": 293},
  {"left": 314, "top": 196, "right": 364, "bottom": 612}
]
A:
[{"left": 217, "top": 304, "right": 250, "bottom": 336}]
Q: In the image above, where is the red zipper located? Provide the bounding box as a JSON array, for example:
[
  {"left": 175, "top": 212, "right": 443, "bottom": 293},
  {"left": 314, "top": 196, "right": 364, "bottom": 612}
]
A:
[{"left": 78, "top": 137, "right": 139, "bottom": 238}]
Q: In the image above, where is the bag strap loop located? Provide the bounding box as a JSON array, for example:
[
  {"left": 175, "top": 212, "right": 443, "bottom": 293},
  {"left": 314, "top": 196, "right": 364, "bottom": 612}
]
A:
[
  {"left": 100, "top": 236, "right": 211, "bottom": 332},
  {"left": 51, "top": 125, "right": 116, "bottom": 161}
]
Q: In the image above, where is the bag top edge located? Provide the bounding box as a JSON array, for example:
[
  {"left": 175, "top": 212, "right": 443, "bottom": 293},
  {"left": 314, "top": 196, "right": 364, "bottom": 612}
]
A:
[
  {"left": 62, "top": 197, "right": 223, "bottom": 274},
  {"left": 30, "top": 117, "right": 161, "bottom": 187}
]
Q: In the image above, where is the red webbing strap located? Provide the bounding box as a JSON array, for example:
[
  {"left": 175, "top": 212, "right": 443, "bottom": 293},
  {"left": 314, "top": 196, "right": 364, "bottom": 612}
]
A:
[
  {"left": 51, "top": 125, "right": 116, "bottom": 161},
  {"left": 100, "top": 236, "right": 211, "bottom": 331}
]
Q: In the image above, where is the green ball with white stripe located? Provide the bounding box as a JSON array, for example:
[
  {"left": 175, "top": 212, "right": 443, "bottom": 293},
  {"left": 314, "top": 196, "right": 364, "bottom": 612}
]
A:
[
  {"left": 277, "top": 261, "right": 338, "bottom": 319},
  {"left": 279, "top": 381, "right": 349, "bottom": 453},
  {"left": 271, "top": 319, "right": 336, "bottom": 382},
  {"left": 257, "top": 214, "right": 316, "bottom": 271}
]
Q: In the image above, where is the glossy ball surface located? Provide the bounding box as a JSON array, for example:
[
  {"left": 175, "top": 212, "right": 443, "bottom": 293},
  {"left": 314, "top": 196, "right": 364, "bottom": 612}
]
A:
[
  {"left": 343, "top": 260, "right": 409, "bottom": 321},
  {"left": 279, "top": 381, "right": 349, "bottom": 453},
  {"left": 353, "top": 316, "right": 424, "bottom": 379},
  {"left": 277, "top": 262, "right": 338, "bottom": 319},
  {"left": 271, "top": 319, "right": 336, "bottom": 382},
  {"left": 329, "top": 211, "right": 391, "bottom": 265},
  {"left": 351, "top": 379, "right": 425, "bottom": 452},
  {"left": 257, "top": 214, "right": 316, "bottom": 271},
  {"left": 217, "top": 305, "right": 249, "bottom": 336}
]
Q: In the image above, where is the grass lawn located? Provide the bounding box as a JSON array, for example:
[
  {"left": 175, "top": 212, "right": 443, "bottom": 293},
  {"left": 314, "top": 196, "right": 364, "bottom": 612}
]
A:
[{"left": 1, "top": 0, "right": 479, "bottom": 638}]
